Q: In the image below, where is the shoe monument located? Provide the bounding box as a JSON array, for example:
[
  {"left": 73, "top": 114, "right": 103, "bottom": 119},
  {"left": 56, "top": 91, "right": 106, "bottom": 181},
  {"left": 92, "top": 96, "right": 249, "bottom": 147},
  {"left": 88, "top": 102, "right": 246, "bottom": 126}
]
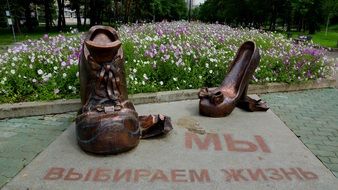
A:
[
  {"left": 198, "top": 41, "right": 269, "bottom": 117},
  {"left": 76, "top": 26, "right": 172, "bottom": 154}
]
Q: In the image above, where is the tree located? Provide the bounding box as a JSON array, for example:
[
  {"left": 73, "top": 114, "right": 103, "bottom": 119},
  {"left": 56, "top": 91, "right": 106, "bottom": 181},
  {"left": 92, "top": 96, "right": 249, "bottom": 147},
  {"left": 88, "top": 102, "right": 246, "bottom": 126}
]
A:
[
  {"left": 307, "top": 0, "right": 322, "bottom": 34},
  {"left": 70, "top": 0, "right": 83, "bottom": 28},
  {"left": 127, "top": 0, "right": 186, "bottom": 22},
  {"left": 24, "top": 0, "right": 33, "bottom": 32},
  {"left": 44, "top": 0, "right": 53, "bottom": 31},
  {"left": 0, "top": 0, "right": 27, "bottom": 33},
  {"left": 198, "top": 0, "right": 327, "bottom": 34},
  {"left": 57, "top": 0, "right": 66, "bottom": 31},
  {"left": 89, "top": 0, "right": 112, "bottom": 26},
  {"left": 322, "top": 0, "right": 338, "bottom": 35},
  {"left": 124, "top": 0, "right": 133, "bottom": 22}
]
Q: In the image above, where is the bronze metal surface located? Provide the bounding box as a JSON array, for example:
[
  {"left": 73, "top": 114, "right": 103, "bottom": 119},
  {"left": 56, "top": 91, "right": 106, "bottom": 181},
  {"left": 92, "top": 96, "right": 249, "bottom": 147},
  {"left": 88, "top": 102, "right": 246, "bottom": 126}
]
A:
[
  {"left": 76, "top": 26, "right": 172, "bottom": 155},
  {"left": 198, "top": 41, "right": 269, "bottom": 117}
]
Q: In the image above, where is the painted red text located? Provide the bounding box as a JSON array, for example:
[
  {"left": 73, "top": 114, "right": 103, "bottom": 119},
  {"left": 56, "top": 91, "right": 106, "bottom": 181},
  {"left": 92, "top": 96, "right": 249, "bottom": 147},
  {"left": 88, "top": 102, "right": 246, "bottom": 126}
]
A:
[{"left": 185, "top": 132, "right": 271, "bottom": 153}]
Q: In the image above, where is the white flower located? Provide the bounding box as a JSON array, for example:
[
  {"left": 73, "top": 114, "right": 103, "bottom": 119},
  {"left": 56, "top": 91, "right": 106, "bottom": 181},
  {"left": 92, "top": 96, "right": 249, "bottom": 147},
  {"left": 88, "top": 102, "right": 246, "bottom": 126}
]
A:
[
  {"left": 173, "top": 77, "right": 178, "bottom": 82},
  {"left": 54, "top": 88, "right": 60, "bottom": 94},
  {"left": 159, "top": 81, "right": 163, "bottom": 85},
  {"left": 42, "top": 75, "right": 49, "bottom": 82},
  {"left": 68, "top": 85, "right": 72, "bottom": 90},
  {"left": 29, "top": 64, "right": 33, "bottom": 69},
  {"left": 61, "top": 61, "right": 67, "bottom": 67},
  {"left": 32, "top": 79, "right": 37, "bottom": 83},
  {"left": 133, "top": 68, "right": 137, "bottom": 73},
  {"left": 37, "top": 69, "right": 44, "bottom": 75},
  {"left": 70, "top": 59, "right": 77, "bottom": 65},
  {"left": 209, "top": 70, "right": 213, "bottom": 74},
  {"left": 142, "top": 81, "right": 145, "bottom": 85},
  {"left": 10, "top": 69, "right": 15, "bottom": 74},
  {"left": 76, "top": 72, "right": 79, "bottom": 77},
  {"left": 53, "top": 66, "right": 58, "bottom": 70},
  {"left": 63, "top": 73, "right": 67, "bottom": 78},
  {"left": 198, "top": 75, "right": 202, "bottom": 79},
  {"left": 143, "top": 73, "right": 148, "bottom": 80}
]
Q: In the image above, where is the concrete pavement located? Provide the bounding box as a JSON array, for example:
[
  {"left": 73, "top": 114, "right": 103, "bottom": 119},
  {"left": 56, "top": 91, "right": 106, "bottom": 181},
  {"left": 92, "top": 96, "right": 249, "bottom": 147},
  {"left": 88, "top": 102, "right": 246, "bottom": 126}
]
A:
[
  {"left": 0, "top": 113, "right": 76, "bottom": 187},
  {"left": 3, "top": 98, "right": 337, "bottom": 189},
  {"left": 0, "top": 89, "right": 338, "bottom": 189},
  {"left": 262, "top": 88, "right": 338, "bottom": 177}
]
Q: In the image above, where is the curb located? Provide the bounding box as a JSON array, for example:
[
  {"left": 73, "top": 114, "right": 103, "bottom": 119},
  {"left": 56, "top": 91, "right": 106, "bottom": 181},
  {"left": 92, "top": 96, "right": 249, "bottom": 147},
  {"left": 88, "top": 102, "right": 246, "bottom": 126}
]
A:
[{"left": 0, "top": 79, "right": 336, "bottom": 119}]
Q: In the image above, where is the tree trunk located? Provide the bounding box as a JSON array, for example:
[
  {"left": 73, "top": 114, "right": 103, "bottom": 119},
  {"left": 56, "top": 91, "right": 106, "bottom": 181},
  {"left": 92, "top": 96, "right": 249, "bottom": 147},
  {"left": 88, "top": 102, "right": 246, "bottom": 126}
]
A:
[
  {"left": 62, "top": 0, "right": 66, "bottom": 27},
  {"left": 125, "top": 0, "right": 132, "bottom": 23},
  {"left": 24, "top": 3, "right": 33, "bottom": 32},
  {"left": 15, "top": 18, "right": 21, "bottom": 34},
  {"left": 44, "top": 0, "right": 51, "bottom": 31},
  {"left": 84, "top": 0, "right": 88, "bottom": 26},
  {"left": 75, "top": 3, "right": 81, "bottom": 28},
  {"left": 57, "top": 0, "right": 66, "bottom": 31},
  {"left": 114, "top": 0, "right": 119, "bottom": 21},
  {"left": 269, "top": 3, "right": 277, "bottom": 31},
  {"left": 89, "top": 0, "right": 96, "bottom": 26},
  {"left": 325, "top": 14, "right": 330, "bottom": 36},
  {"left": 297, "top": 18, "right": 301, "bottom": 32}
]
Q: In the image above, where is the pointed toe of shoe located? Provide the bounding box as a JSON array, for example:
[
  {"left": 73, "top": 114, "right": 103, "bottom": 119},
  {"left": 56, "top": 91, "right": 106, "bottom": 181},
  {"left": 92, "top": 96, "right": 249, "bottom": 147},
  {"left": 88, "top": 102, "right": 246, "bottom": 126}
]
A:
[{"left": 199, "top": 98, "right": 236, "bottom": 117}]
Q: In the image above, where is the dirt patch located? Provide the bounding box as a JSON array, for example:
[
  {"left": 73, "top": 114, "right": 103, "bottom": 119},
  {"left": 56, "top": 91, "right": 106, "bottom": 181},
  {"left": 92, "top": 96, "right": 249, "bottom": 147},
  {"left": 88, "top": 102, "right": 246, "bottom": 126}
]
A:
[{"left": 176, "top": 117, "right": 206, "bottom": 135}]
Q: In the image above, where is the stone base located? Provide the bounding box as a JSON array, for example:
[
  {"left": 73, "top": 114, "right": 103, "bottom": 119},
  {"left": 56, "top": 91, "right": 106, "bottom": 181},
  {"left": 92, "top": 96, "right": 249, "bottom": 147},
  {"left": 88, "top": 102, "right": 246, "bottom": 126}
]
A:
[{"left": 4, "top": 98, "right": 337, "bottom": 189}]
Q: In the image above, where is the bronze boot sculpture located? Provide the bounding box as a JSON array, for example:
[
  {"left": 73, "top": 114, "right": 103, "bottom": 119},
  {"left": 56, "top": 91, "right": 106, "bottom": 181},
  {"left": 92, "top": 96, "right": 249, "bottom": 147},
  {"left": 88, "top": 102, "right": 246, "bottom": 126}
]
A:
[
  {"left": 76, "top": 26, "right": 172, "bottom": 154},
  {"left": 198, "top": 41, "right": 269, "bottom": 117},
  {"left": 76, "top": 26, "right": 140, "bottom": 154}
]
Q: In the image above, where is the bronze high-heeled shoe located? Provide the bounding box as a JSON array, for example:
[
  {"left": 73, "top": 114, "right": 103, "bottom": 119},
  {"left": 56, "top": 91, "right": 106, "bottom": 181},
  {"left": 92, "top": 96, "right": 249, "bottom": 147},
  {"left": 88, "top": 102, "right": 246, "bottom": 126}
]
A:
[{"left": 198, "top": 41, "right": 268, "bottom": 117}]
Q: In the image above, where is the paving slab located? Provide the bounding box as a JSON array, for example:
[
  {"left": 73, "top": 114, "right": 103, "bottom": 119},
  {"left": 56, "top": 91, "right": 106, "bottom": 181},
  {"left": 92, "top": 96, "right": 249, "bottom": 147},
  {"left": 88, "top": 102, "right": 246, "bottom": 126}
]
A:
[{"left": 3, "top": 98, "right": 337, "bottom": 190}]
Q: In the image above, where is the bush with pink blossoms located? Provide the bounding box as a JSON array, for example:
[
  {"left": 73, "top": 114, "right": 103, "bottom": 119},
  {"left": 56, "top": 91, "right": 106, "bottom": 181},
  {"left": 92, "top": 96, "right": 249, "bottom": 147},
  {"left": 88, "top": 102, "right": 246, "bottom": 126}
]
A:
[
  {"left": 0, "top": 22, "right": 332, "bottom": 103},
  {"left": 0, "top": 30, "right": 81, "bottom": 103},
  {"left": 121, "top": 22, "right": 332, "bottom": 94}
]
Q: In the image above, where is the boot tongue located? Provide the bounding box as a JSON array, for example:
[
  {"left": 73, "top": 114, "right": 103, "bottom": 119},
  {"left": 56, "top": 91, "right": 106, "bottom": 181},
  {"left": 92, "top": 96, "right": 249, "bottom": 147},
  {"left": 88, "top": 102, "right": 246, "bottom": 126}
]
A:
[{"left": 85, "top": 40, "right": 122, "bottom": 63}]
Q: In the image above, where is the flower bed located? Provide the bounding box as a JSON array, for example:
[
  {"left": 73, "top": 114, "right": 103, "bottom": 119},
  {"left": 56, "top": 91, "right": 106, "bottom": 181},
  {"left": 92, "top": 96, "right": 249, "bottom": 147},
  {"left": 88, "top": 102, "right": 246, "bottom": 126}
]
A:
[{"left": 0, "top": 22, "right": 331, "bottom": 103}]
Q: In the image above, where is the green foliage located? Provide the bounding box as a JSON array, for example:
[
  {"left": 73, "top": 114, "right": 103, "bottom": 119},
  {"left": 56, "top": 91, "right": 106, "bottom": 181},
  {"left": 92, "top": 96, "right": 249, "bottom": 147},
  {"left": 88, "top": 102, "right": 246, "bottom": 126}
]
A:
[
  {"left": 197, "top": 0, "right": 337, "bottom": 34},
  {"left": 0, "top": 22, "right": 332, "bottom": 103},
  {"left": 134, "top": 0, "right": 187, "bottom": 22}
]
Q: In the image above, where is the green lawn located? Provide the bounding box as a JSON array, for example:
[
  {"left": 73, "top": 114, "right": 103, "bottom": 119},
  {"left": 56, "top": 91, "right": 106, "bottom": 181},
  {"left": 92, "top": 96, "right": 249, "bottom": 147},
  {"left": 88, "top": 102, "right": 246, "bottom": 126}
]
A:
[
  {"left": 284, "top": 25, "right": 338, "bottom": 48},
  {"left": 0, "top": 32, "right": 58, "bottom": 46},
  {"left": 289, "top": 31, "right": 338, "bottom": 48},
  {"left": 0, "top": 24, "right": 337, "bottom": 48},
  {"left": 0, "top": 25, "right": 89, "bottom": 47},
  {"left": 311, "top": 31, "right": 338, "bottom": 48}
]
